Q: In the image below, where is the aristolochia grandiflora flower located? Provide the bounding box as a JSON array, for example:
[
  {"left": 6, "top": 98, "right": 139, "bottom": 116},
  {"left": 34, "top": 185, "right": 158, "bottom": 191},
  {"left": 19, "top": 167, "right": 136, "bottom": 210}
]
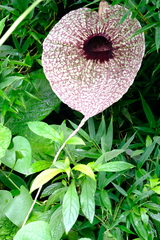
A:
[
  {"left": 42, "top": 1, "right": 145, "bottom": 162},
  {"left": 42, "top": 1, "right": 145, "bottom": 120}
]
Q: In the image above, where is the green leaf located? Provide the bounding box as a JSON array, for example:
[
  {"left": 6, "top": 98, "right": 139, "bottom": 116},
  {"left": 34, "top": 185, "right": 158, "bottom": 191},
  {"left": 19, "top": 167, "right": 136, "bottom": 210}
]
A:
[
  {"left": 24, "top": 90, "right": 41, "bottom": 101},
  {"left": 154, "top": 136, "right": 160, "bottom": 145},
  {"left": 152, "top": 186, "right": 160, "bottom": 194},
  {"left": 132, "top": 22, "right": 160, "bottom": 37},
  {"left": 14, "top": 221, "right": 52, "bottom": 240},
  {"left": 97, "top": 161, "right": 134, "bottom": 172},
  {"left": 45, "top": 187, "right": 67, "bottom": 210},
  {"left": 122, "top": 107, "right": 133, "bottom": 124},
  {"left": 104, "top": 172, "right": 125, "bottom": 188},
  {"left": 0, "top": 190, "right": 13, "bottom": 211},
  {"left": 12, "top": 35, "right": 22, "bottom": 53},
  {"left": 129, "top": 213, "right": 148, "bottom": 240},
  {"left": 21, "top": 126, "right": 55, "bottom": 163},
  {"left": 30, "top": 168, "right": 63, "bottom": 193},
  {"left": 0, "top": 171, "right": 28, "bottom": 190},
  {"left": 0, "top": 89, "right": 10, "bottom": 101},
  {"left": 155, "top": 26, "right": 160, "bottom": 51},
  {"left": 148, "top": 212, "right": 160, "bottom": 221},
  {"left": 41, "top": 182, "right": 63, "bottom": 197},
  {"left": 0, "top": 5, "right": 14, "bottom": 11},
  {"left": 5, "top": 69, "right": 61, "bottom": 135},
  {"left": 127, "top": 172, "right": 151, "bottom": 195},
  {"left": 4, "top": 186, "right": 33, "bottom": 227},
  {"left": 103, "top": 231, "right": 117, "bottom": 240},
  {"left": 1, "top": 136, "right": 32, "bottom": 175},
  {"left": 29, "top": 31, "right": 41, "bottom": 44},
  {"left": 73, "top": 164, "right": 96, "bottom": 180},
  {"left": 62, "top": 180, "right": 80, "bottom": 233},
  {"left": 30, "top": 160, "right": 51, "bottom": 173},
  {"left": 98, "top": 171, "right": 107, "bottom": 189},
  {"left": 88, "top": 117, "right": 96, "bottom": 140},
  {"left": 116, "top": 225, "right": 135, "bottom": 234},
  {"left": 66, "top": 136, "right": 85, "bottom": 145},
  {"left": 118, "top": 10, "right": 131, "bottom": 25},
  {"left": 49, "top": 206, "right": 65, "bottom": 240},
  {"left": 149, "top": 178, "right": 160, "bottom": 188},
  {"left": 133, "top": 190, "right": 154, "bottom": 204},
  {"left": 140, "top": 94, "right": 156, "bottom": 128},
  {"left": 135, "top": 126, "right": 155, "bottom": 133},
  {"left": 131, "top": 149, "right": 144, "bottom": 157},
  {"left": 80, "top": 177, "right": 96, "bottom": 223},
  {"left": 27, "top": 121, "right": 61, "bottom": 141},
  {"left": 137, "top": 142, "right": 156, "bottom": 169},
  {"left": 95, "top": 149, "right": 125, "bottom": 165},
  {"left": 15, "top": 0, "right": 29, "bottom": 13},
  {"left": 69, "top": 120, "right": 92, "bottom": 142},
  {"left": 0, "top": 76, "right": 25, "bottom": 89},
  {"left": 109, "top": 211, "right": 130, "bottom": 230},
  {"left": 152, "top": 63, "right": 160, "bottom": 75},
  {"left": 140, "top": 208, "right": 149, "bottom": 225},
  {"left": 112, "top": 182, "right": 128, "bottom": 196},
  {"left": 100, "top": 190, "right": 112, "bottom": 214},
  {"left": 112, "top": 0, "right": 122, "bottom": 5},
  {"left": 0, "top": 15, "right": 9, "bottom": 35},
  {"left": 121, "top": 132, "right": 136, "bottom": 149},
  {"left": 0, "top": 124, "right": 11, "bottom": 159},
  {"left": 105, "top": 117, "right": 113, "bottom": 151},
  {"left": 95, "top": 115, "right": 106, "bottom": 143},
  {"left": 144, "top": 202, "right": 160, "bottom": 211}
]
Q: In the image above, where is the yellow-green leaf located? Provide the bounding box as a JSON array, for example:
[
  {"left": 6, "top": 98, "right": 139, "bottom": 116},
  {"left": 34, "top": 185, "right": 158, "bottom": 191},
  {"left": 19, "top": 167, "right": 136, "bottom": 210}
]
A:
[
  {"left": 152, "top": 186, "right": 160, "bottom": 194},
  {"left": 30, "top": 168, "right": 63, "bottom": 192},
  {"left": 66, "top": 136, "right": 85, "bottom": 145},
  {"left": 0, "top": 15, "right": 9, "bottom": 35},
  {"left": 73, "top": 164, "right": 95, "bottom": 181},
  {"left": 150, "top": 178, "right": 160, "bottom": 188}
]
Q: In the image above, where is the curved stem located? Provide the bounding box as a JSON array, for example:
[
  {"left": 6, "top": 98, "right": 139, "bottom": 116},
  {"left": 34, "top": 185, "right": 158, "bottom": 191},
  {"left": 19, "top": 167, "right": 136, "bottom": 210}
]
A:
[
  {"left": 53, "top": 116, "right": 89, "bottom": 163},
  {"left": 0, "top": 170, "right": 20, "bottom": 191},
  {"left": 22, "top": 186, "right": 42, "bottom": 227}
]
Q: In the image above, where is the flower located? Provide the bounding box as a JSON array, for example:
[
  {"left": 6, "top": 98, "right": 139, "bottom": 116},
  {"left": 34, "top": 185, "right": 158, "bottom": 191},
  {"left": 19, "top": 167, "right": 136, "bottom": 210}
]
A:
[{"left": 42, "top": 2, "right": 145, "bottom": 119}]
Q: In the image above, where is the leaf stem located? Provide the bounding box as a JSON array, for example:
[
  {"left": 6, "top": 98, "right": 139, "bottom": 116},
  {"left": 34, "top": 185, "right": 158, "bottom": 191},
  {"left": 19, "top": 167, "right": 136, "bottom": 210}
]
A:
[
  {"left": 53, "top": 116, "right": 89, "bottom": 163},
  {"left": 0, "top": 170, "right": 21, "bottom": 191},
  {"left": 22, "top": 186, "right": 42, "bottom": 227}
]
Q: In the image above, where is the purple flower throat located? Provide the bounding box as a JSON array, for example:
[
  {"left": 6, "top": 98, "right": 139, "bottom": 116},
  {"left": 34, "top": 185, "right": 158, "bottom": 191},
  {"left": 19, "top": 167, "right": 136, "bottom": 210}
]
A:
[{"left": 83, "top": 34, "right": 114, "bottom": 63}]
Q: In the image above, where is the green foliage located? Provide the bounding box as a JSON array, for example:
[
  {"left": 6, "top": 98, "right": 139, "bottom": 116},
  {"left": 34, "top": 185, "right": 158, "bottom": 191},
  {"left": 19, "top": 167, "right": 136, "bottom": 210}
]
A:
[
  {"left": 0, "top": 124, "right": 11, "bottom": 158},
  {"left": 0, "top": 215, "right": 19, "bottom": 240},
  {"left": 1, "top": 136, "right": 32, "bottom": 174},
  {"left": 4, "top": 186, "right": 33, "bottom": 227},
  {"left": 0, "top": 0, "right": 160, "bottom": 239},
  {"left": 14, "top": 221, "right": 52, "bottom": 240}
]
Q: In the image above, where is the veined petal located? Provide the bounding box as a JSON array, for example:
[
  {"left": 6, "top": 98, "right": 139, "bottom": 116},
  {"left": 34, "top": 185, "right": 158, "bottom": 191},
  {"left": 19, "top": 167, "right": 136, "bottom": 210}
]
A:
[{"left": 42, "top": 4, "right": 145, "bottom": 118}]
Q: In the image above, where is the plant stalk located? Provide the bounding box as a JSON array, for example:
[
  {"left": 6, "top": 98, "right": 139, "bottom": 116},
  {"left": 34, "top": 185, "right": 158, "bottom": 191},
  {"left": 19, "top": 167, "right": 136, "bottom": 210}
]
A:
[
  {"left": 22, "top": 186, "right": 42, "bottom": 227},
  {"left": 53, "top": 116, "right": 89, "bottom": 163}
]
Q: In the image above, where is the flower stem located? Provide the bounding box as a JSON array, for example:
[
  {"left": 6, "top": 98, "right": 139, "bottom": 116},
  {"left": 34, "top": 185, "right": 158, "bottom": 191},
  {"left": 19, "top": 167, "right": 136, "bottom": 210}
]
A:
[
  {"left": 22, "top": 186, "right": 42, "bottom": 227},
  {"left": 53, "top": 116, "right": 89, "bottom": 163},
  {"left": 98, "top": 0, "right": 109, "bottom": 19},
  {"left": 0, "top": 0, "right": 44, "bottom": 46}
]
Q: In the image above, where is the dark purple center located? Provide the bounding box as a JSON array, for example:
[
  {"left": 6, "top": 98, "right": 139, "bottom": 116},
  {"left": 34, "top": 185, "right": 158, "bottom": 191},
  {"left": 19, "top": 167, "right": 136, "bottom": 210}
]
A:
[{"left": 83, "top": 35, "right": 114, "bottom": 63}]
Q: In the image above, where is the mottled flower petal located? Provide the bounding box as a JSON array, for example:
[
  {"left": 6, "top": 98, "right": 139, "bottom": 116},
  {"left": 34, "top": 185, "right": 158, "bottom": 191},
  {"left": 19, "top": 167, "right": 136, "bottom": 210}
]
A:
[{"left": 42, "top": 5, "right": 145, "bottom": 118}]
